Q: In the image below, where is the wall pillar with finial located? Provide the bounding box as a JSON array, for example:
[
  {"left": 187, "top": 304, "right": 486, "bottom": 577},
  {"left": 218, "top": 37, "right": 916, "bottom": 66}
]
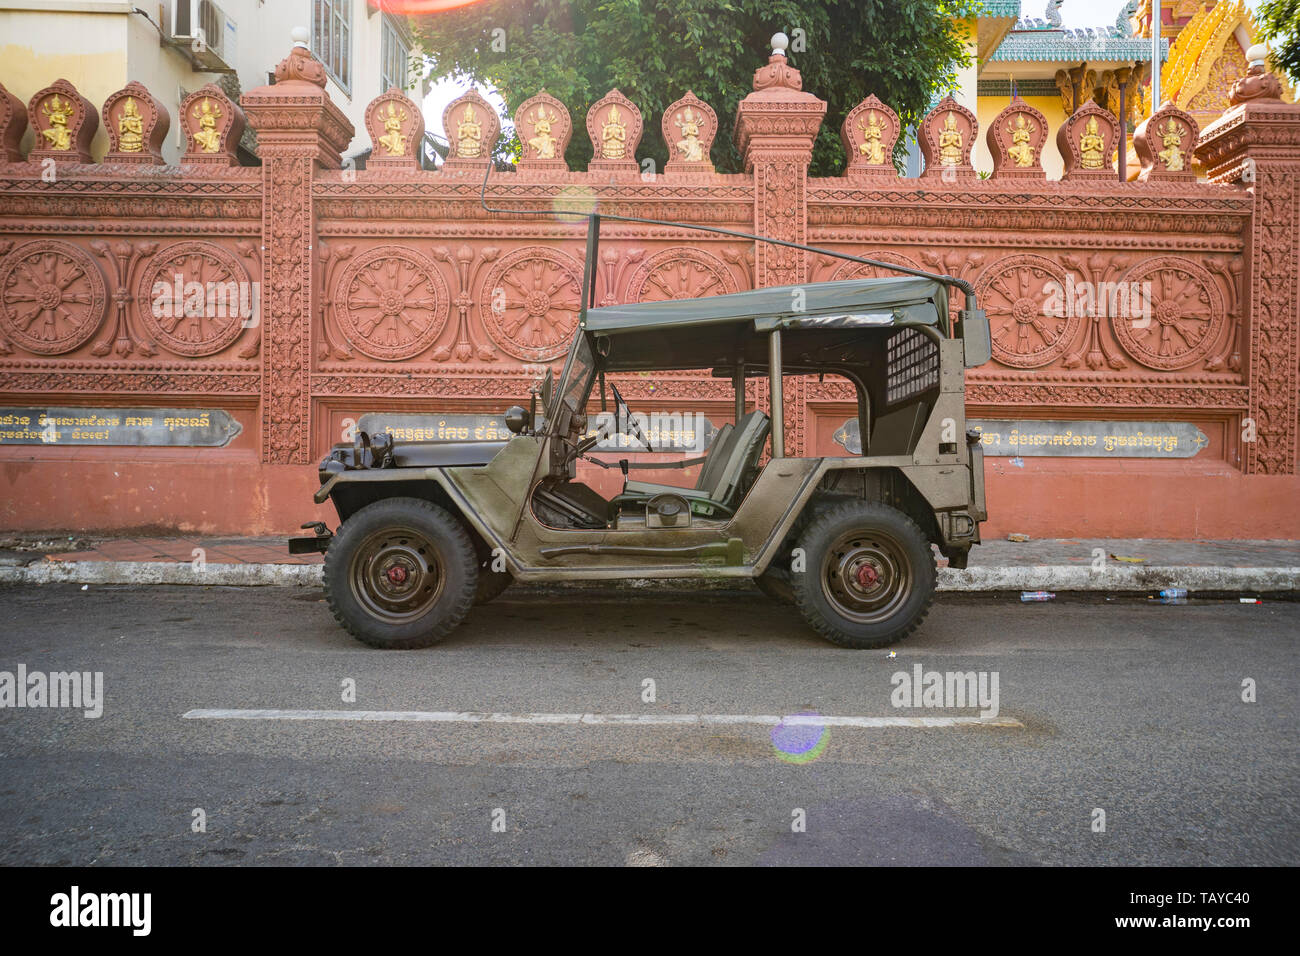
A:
[
  {"left": 733, "top": 32, "right": 826, "bottom": 290},
  {"left": 241, "top": 28, "right": 354, "bottom": 465},
  {"left": 1196, "top": 44, "right": 1300, "bottom": 475}
]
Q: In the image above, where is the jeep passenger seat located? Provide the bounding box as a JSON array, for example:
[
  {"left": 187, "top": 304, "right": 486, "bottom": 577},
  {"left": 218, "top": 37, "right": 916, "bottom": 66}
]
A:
[{"left": 614, "top": 410, "right": 770, "bottom": 517}]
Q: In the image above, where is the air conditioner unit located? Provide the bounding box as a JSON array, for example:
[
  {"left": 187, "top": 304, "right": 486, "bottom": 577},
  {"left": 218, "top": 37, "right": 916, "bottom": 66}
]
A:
[{"left": 168, "top": 0, "right": 237, "bottom": 72}]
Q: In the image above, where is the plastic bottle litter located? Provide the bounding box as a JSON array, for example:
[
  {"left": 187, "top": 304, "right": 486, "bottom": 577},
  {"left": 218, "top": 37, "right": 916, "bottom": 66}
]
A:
[
  {"left": 1158, "top": 588, "right": 1188, "bottom": 599},
  {"left": 1240, "top": 597, "right": 1261, "bottom": 604},
  {"left": 1020, "top": 591, "right": 1055, "bottom": 602}
]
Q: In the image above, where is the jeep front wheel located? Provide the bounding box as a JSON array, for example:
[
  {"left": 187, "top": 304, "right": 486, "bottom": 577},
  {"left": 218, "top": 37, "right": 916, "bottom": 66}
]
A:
[
  {"left": 323, "top": 497, "right": 477, "bottom": 649},
  {"left": 791, "top": 500, "right": 935, "bottom": 649}
]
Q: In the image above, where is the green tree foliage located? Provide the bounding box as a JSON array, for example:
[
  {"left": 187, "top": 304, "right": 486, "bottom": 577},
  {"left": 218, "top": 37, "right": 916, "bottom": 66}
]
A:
[
  {"left": 412, "top": 0, "right": 980, "bottom": 176},
  {"left": 1257, "top": 0, "right": 1300, "bottom": 85}
]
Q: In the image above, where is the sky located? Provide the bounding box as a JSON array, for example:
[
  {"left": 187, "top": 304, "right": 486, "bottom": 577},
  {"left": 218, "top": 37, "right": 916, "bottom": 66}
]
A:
[{"left": 417, "top": 0, "right": 1270, "bottom": 145}]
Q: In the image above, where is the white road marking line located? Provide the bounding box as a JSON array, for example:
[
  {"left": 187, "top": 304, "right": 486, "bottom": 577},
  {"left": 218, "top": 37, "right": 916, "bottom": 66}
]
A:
[{"left": 182, "top": 708, "right": 1022, "bottom": 728}]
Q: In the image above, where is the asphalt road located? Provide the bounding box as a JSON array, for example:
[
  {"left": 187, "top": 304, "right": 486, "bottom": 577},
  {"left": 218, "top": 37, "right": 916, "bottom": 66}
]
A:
[{"left": 0, "top": 584, "right": 1295, "bottom": 866}]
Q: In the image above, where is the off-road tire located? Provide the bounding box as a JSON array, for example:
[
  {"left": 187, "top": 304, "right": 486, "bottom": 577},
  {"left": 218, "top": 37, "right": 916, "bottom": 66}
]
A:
[
  {"left": 754, "top": 567, "right": 795, "bottom": 605},
  {"left": 324, "top": 497, "right": 477, "bottom": 649},
  {"left": 791, "top": 500, "right": 935, "bottom": 649}
]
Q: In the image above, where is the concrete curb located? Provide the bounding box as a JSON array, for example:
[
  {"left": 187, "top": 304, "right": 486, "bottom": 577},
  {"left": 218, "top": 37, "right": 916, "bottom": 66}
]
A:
[{"left": 1, "top": 560, "right": 1297, "bottom": 593}]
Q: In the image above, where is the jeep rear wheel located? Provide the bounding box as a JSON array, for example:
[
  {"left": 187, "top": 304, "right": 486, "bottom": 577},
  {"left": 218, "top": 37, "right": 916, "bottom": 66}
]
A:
[
  {"left": 324, "top": 497, "right": 477, "bottom": 649},
  {"left": 792, "top": 500, "right": 935, "bottom": 648}
]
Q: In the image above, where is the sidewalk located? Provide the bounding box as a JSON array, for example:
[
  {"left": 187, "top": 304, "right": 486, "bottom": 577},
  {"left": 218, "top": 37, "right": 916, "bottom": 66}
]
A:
[{"left": 0, "top": 535, "right": 1296, "bottom": 593}]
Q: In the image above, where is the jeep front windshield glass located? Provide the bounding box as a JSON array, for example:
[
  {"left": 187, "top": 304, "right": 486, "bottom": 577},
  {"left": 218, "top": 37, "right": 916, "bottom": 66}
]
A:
[{"left": 555, "top": 333, "right": 595, "bottom": 423}]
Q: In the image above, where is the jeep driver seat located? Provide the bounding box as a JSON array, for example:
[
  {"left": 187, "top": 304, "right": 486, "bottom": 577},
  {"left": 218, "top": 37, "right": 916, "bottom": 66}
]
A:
[{"left": 612, "top": 410, "right": 770, "bottom": 518}]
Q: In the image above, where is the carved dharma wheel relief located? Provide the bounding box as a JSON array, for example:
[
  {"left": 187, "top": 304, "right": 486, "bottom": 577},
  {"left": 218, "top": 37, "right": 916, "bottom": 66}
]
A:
[
  {"left": 333, "top": 246, "right": 450, "bottom": 362},
  {"left": 478, "top": 246, "right": 583, "bottom": 361},
  {"left": 976, "top": 254, "right": 1080, "bottom": 369},
  {"left": 136, "top": 241, "right": 253, "bottom": 357},
  {"left": 0, "top": 239, "right": 107, "bottom": 354},
  {"left": 1113, "top": 257, "right": 1226, "bottom": 370},
  {"left": 827, "top": 249, "right": 922, "bottom": 282},
  {"left": 626, "top": 248, "right": 738, "bottom": 302}
]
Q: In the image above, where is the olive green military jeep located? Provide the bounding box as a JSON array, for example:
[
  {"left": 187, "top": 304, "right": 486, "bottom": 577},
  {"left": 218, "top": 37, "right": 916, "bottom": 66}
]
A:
[{"left": 292, "top": 213, "right": 990, "bottom": 650}]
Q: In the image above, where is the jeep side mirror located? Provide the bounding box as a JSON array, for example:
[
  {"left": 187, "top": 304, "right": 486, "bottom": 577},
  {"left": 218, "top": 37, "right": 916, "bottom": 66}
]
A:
[
  {"left": 540, "top": 368, "right": 554, "bottom": 410},
  {"left": 960, "top": 307, "right": 991, "bottom": 368},
  {"left": 504, "top": 405, "right": 531, "bottom": 435}
]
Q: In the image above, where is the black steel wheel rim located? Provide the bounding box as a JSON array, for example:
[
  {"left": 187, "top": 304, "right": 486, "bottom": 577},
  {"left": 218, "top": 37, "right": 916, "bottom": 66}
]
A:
[
  {"left": 820, "top": 528, "right": 912, "bottom": 624},
  {"left": 350, "top": 526, "right": 444, "bottom": 624}
]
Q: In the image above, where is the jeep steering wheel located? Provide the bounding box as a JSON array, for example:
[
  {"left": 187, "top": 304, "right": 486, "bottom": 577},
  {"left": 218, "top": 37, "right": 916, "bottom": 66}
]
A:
[{"left": 610, "top": 382, "right": 654, "bottom": 454}]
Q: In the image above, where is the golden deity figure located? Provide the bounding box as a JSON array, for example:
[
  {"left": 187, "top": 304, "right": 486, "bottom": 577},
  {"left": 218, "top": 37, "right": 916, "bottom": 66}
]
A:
[
  {"left": 601, "top": 104, "right": 627, "bottom": 159},
  {"left": 858, "top": 110, "right": 886, "bottom": 165},
  {"left": 1007, "top": 113, "right": 1036, "bottom": 167},
  {"left": 455, "top": 102, "right": 482, "bottom": 159},
  {"left": 938, "top": 111, "right": 963, "bottom": 166},
  {"left": 674, "top": 107, "right": 704, "bottom": 162},
  {"left": 40, "top": 94, "right": 74, "bottom": 151},
  {"left": 1156, "top": 119, "right": 1186, "bottom": 172},
  {"left": 1079, "top": 114, "right": 1105, "bottom": 169},
  {"left": 527, "top": 107, "right": 558, "bottom": 159},
  {"left": 192, "top": 97, "right": 222, "bottom": 153},
  {"left": 118, "top": 96, "right": 144, "bottom": 152},
  {"left": 378, "top": 102, "right": 408, "bottom": 156}
]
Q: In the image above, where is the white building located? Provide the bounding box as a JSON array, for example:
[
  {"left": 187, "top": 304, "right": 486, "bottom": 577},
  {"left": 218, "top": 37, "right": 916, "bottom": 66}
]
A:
[{"left": 0, "top": 0, "right": 422, "bottom": 163}]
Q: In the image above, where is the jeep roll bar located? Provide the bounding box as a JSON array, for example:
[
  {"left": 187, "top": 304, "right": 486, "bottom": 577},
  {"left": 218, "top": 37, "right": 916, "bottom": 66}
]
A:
[
  {"left": 477, "top": 162, "right": 988, "bottom": 347},
  {"left": 477, "top": 162, "right": 992, "bottom": 457}
]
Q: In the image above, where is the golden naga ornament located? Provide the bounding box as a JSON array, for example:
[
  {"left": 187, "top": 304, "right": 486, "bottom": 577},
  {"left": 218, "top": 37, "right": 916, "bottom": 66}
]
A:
[
  {"left": 118, "top": 96, "right": 144, "bottom": 152},
  {"left": 674, "top": 107, "right": 703, "bottom": 162},
  {"left": 192, "top": 97, "right": 222, "bottom": 153},
  {"left": 528, "top": 107, "right": 559, "bottom": 159},
  {"left": 456, "top": 102, "right": 482, "bottom": 158},
  {"left": 378, "top": 101, "right": 408, "bottom": 155},
  {"left": 1079, "top": 114, "right": 1105, "bottom": 169},
  {"left": 938, "top": 111, "right": 963, "bottom": 166},
  {"left": 1007, "top": 112, "right": 1036, "bottom": 167},
  {"left": 1156, "top": 119, "right": 1186, "bottom": 172},
  {"left": 600, "top": 103, "right": 627, "bottom": 159},
  {"left": 40, "top": 94, "right": 74, "bottom": 151},
  {"left": 859, "top": 110, "right": 886, "bottom": 165}
]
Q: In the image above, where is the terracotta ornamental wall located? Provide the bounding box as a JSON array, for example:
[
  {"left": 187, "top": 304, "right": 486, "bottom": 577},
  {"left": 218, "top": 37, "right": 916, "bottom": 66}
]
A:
[{"left": 0, "top": 42, "right": 1297, "bottom": 538}]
